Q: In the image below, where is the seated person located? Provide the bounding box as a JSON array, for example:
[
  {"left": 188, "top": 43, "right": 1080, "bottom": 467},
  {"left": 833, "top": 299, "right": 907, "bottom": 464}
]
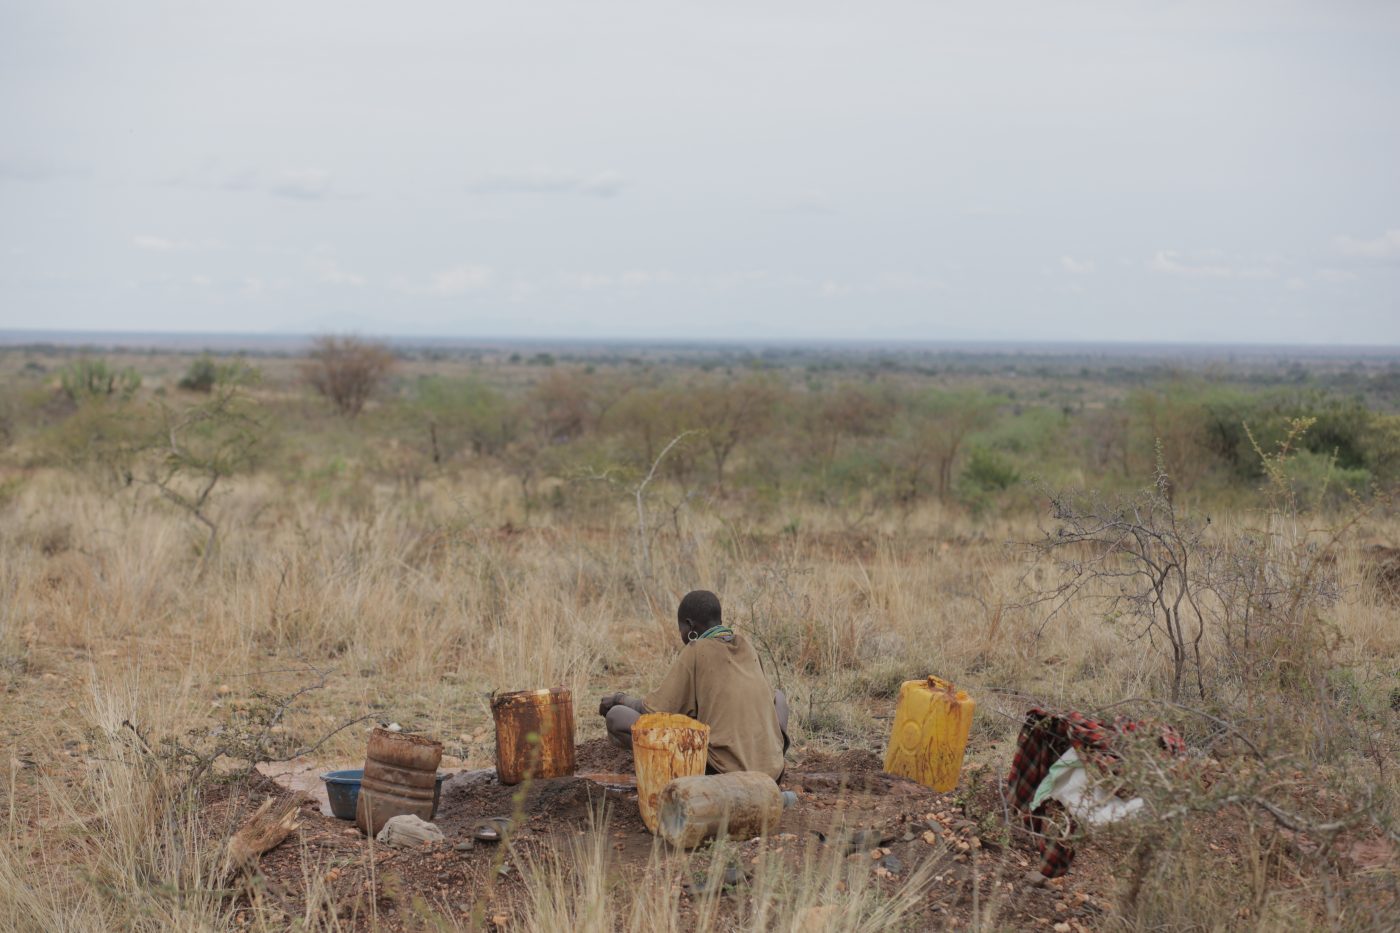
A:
[{"left": 597, "top": 589, "right": 789, "bottom": 780}]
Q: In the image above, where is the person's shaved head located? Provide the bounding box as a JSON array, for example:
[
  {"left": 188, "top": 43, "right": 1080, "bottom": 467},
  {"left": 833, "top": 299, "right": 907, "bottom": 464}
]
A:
[{"left": 677, "top": 590, "right": 722, "bottom": 639}]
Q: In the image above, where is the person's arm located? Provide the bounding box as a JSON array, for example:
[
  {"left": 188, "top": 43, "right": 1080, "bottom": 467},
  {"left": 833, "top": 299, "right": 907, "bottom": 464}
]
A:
[
  {"left": 597, "top": 692, "right": 646, "bottom": 716},
  {"left": 642, "top": 650, "right": 697, "bottom": 718}
]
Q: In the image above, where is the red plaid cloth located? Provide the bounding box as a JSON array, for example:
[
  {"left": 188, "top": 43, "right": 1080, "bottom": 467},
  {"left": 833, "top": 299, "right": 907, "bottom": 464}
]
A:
[{"left": 1007, "top": 707, "right": 1185, "bottom": 878}]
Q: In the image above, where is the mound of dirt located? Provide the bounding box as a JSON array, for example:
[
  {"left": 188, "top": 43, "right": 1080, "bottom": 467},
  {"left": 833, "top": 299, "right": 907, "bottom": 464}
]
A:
[
  {"left": 573, "top": 736, "right": 635, "bottom": 773},
  {"left": 436, "top": 766, "right": 643, "bottom": 838}
]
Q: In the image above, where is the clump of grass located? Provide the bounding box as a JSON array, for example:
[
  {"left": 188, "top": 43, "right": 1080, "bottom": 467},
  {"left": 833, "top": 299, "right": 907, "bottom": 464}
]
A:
[{"left": 519, "top": 805, "right": 943, "bottom": 933}]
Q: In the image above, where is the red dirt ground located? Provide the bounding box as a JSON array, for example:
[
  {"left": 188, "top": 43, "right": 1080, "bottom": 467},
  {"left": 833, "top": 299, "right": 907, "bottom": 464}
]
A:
[{"left": 237, "top": 739, "right": 1130, "bottom": 931}]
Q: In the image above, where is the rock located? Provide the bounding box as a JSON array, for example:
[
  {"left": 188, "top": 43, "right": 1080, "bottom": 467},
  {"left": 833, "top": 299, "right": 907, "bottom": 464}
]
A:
[
  {"left": 375, "top": 814, "right": 444, "bottom": 848},
  {"left": 455, "top": 841, "right": 474, "bottom": 852},
  {"left": 922, "top": 830, "right": 939, "bottom": 845},
  {"left": 880, "top": 854, "right": 904, "bottom": 875},
  {"left": 1025, "top": 869, "right": 1049, "bottom": 887},
  {"left": 1053, "top": 924, "right": 1072, "bottom": 932}
]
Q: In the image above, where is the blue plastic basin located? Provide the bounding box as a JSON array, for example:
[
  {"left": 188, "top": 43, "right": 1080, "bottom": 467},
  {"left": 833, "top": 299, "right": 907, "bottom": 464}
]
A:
[{"left": 321, "top": 769, "right": 447, "bottom": 821}]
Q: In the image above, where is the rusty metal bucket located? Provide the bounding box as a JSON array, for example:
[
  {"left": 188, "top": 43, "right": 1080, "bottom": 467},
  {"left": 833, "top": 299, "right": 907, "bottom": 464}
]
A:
[
  {"left": 632, "top": 712, "right": 709, "bottom": 833},
  {"left": 491, "top": 687, "right": 576, "bottom": 786},
  {"left": 355, "top": 728, "right": 444, "bottom": 836}
]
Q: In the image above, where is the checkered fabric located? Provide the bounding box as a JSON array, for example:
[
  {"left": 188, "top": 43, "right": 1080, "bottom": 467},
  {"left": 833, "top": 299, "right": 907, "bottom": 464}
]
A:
[{"left": 1006, "top": 707, "right": 1185, "bottom": 878}]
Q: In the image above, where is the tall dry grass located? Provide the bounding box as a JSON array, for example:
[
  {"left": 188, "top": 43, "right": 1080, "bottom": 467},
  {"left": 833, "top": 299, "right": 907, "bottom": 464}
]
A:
[{"left": 2, "top": 463, "right": 1397, "bottom": 929}]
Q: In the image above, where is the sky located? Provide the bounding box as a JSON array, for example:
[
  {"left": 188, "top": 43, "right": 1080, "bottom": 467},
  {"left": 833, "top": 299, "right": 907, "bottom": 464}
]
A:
[{"left": 1, "top": 1, "right": 1398, "bottom": 344}]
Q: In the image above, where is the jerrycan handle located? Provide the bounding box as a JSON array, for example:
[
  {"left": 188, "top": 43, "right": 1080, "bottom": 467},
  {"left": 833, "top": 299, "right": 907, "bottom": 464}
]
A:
[{"left": 925, "top": 675, "right": 963, "bottom": 702}]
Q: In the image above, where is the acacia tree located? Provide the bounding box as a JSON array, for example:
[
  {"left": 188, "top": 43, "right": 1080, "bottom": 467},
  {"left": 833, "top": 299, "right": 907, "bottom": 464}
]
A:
[
  {"left": 686, "top": 373, "right": 783, "bottom": 494},
  {"left": 888, "top": 390, "right": 997, "bottom": 506},
  {"left": 301, "top": 336, "right": 395, "bottom": 416},
  {"left": 142, "top": 379, "right": 261, "bottom": 571}
]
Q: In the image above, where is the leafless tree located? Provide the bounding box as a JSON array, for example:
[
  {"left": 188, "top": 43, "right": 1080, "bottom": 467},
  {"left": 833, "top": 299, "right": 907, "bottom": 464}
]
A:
[
  {"left": 301, "top": 335, "right": 396, "bottom": 416},
  {"left": 1029, "top": 458, "right": 1213, "bottom": 702}
]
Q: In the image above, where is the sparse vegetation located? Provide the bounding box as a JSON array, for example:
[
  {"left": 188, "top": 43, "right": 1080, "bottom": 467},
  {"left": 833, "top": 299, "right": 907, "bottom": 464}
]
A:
[{"left": 1, "top": 341, "right": 1396, "bottom": 930}]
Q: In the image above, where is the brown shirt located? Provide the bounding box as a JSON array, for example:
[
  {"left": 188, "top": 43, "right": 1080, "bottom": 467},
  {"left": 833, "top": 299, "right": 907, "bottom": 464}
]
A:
[{"left": 643, "top": 632, "right": 784, "bottom": 779}]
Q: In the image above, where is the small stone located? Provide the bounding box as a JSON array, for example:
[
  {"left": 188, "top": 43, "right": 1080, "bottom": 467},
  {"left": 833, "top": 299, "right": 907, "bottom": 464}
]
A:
[
  {"left": 922, "top": 830, "right": 939, "bottom": 845},
  {"left": 1053, "top": 924, "right": 1072, "bottom": 933},
  {"left": 217, "top": 684, "right": 232, "bottom": 695},
  {"left": 1025, "top": 870, "right": 1049, "bottom": 887},
  {"left": 455, "top": 841, "right": 474, "bottom": 852}
]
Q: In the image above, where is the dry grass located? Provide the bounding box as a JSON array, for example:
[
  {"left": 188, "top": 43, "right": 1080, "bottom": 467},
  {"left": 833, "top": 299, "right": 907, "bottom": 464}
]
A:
[{"left": 2, "top": 463, "right": 1397, "bottom": 930}]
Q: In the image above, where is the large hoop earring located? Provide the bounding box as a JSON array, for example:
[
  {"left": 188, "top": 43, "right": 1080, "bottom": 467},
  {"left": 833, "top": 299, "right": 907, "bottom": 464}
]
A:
[{"left": 687, "top": 631, "right": 698, "bottom": 642}]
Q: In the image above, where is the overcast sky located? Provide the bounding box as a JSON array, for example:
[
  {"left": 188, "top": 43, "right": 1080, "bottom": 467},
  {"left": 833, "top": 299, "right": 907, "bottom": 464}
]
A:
[{"left": 2, "top": 1, "right": 1398, "bottom": 343}]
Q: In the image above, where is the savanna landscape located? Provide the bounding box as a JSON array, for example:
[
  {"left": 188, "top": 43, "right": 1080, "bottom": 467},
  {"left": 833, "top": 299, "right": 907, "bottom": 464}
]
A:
[{"left": 1, "top": 338, "right": 1397, "bottom": 931}]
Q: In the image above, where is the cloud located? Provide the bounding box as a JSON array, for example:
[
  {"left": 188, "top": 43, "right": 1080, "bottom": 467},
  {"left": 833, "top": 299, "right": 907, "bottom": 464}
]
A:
[
  {"left": 168, "top": 165, "right": 340, "bottom": 200},
  {"left": 566, "top": 270, "right": 670, "bottom": 291},
  {"left": 1060, "top": 255, "right": 1095, "bottom": 275},
  {"left": 267, "top": 169, "right": 333, "bottom": 200},
  {"left": 312, "top": 256, "right": 366, "bottom": 288},
  {"left": 1149, "top": 250, "right": 1275, "bottom": 279},
  {"left": 429, "top": 263, "right": 494, "bottom": 295},
  {"left": 132, "top": 234, "right": 196, "bottom": 252},
  {"left": 1150, "top": 250, "right": 1232, "bottom": 278},
  {"left": 1334, "top": 229, "right": 1400, "bottom": 261},
  {"left": 469, "top": 170, "right": 625, "bottom": 198}
]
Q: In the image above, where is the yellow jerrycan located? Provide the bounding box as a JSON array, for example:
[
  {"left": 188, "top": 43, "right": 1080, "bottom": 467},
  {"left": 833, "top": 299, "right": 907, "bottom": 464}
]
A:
[
  {"left": 632, "top": 713, "right": 710, "bottom": 833},
  {"left": 883, "top": 676, "right": 975, "bottom": 792}
]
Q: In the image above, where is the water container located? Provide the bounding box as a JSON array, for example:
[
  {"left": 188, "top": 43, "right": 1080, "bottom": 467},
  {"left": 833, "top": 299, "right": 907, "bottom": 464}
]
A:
[
  {"left": 883, "top": 675, "right": 975, "bottom": 792},
  {"left": 657, "top": 771, "right": 783, "bottom": 849},
  {"left": 355, "top": 728, "right": 444, "bottom": 836},
  {"left": 632, "top": 712, "right": 709, "bottom": 833},
  {"left": 491, "top": 687, "right": 576, "bottom": 786}
]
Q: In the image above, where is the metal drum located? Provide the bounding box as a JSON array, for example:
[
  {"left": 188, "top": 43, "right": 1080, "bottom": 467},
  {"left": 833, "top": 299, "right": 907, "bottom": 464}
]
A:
[
  {"left": 355, "top": 728, "right": 444, "bottom": 835},
  {"left": 491, "top": 687, "right": 576, "bottom": 786}
]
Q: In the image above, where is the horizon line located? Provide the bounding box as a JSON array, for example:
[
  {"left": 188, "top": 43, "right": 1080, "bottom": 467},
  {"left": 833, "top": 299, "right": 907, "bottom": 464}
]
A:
[{"left": 2, "top": 327, "right": 1399, "bottom": 356}]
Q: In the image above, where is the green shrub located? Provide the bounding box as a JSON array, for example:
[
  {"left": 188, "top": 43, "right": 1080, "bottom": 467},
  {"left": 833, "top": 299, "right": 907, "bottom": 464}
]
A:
[
  {"left": 59, "top": 358, "right": 141, "bottom": 403},
  {"left": 957, "top": 446, "right": 1020, "bottom": 515},
  {"left": 177, "top": 356, "right": 219, "bottom": 393}
]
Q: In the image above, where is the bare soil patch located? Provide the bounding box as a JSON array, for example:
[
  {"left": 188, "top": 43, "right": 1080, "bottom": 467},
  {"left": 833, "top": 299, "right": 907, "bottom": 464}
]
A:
[{"left": 244, "top": 739, "right": 1124, "bottom": 930}]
